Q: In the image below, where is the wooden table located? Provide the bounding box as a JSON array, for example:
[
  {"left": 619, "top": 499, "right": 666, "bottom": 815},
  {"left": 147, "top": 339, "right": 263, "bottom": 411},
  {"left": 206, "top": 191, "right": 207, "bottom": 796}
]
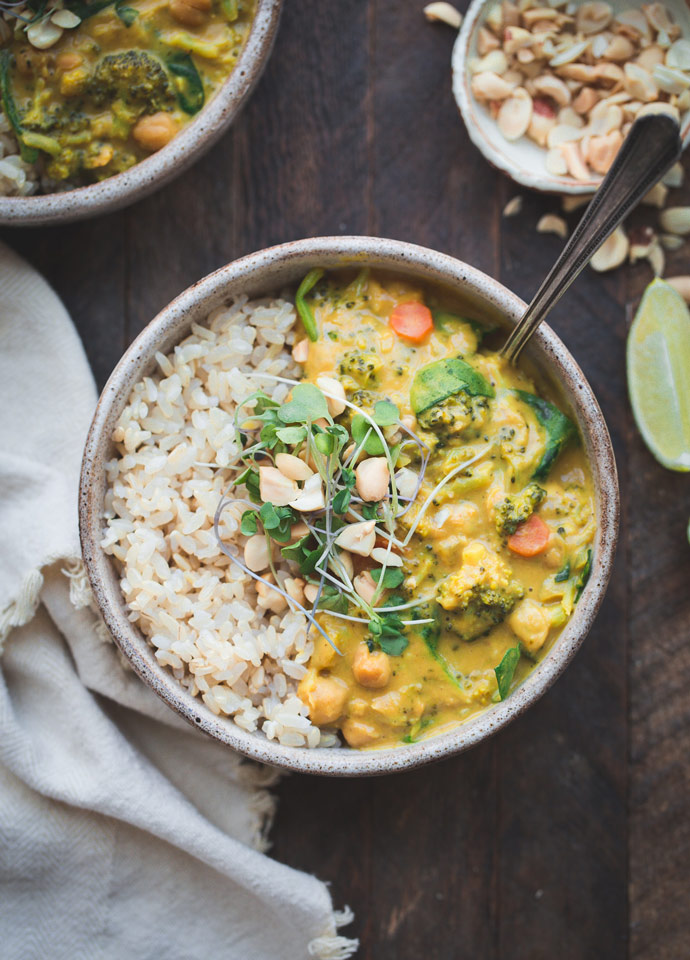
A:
[{"left": 3, "top": 2, "right": 689, "bottom": 956}]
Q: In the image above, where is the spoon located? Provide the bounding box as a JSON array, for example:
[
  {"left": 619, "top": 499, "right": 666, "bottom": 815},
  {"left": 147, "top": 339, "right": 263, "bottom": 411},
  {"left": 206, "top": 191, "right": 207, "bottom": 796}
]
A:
[{"left": 501, "top": 112, "right": 683, "bottom": 363}]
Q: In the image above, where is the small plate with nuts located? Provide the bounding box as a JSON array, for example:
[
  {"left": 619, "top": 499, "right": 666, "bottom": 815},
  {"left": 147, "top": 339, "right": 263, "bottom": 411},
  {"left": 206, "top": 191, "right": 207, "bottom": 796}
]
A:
[{"left": 452, "top": 0, "right": 690, "bottom": 193}]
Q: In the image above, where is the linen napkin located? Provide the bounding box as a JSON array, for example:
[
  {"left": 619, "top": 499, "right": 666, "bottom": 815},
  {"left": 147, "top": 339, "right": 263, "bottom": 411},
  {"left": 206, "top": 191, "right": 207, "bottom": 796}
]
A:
[{"left": 0, "top": 240, "right": 357, "bottom": 960}]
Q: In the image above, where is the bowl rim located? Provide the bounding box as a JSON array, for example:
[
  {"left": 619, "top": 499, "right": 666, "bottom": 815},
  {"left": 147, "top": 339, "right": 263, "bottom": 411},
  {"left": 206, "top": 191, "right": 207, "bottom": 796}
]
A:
[
  {"left": 452, "top": 0, "right": 690, "bottom": 195},
  {"left": 0, "top": 0, "right": 282, "bottom": 226},
  {"left": 79, "top": 234, "right": 620, "bottom": 777}
]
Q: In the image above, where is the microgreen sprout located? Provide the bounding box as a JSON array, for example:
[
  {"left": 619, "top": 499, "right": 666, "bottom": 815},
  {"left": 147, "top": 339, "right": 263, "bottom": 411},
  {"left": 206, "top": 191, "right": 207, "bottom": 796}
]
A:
[{"left": 212, "top": 367, "right": 479, "bottom": 659}]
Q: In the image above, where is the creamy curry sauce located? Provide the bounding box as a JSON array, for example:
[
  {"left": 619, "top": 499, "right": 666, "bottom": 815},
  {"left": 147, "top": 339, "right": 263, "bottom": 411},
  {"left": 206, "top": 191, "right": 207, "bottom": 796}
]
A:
[{"left": 296, "top": 271, "right": 595, "bottom": 749}]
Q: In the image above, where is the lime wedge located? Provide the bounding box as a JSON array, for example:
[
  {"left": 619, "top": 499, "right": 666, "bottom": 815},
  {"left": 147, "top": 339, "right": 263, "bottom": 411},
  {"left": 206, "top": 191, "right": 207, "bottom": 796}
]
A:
[{"left": 627, "top": 278, "right": 690, "bottom": 472}]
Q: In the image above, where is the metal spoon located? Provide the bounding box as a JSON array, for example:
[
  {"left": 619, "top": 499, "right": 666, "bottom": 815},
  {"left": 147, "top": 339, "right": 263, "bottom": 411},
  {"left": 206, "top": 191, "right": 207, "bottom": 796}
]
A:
[{"left": 501, "top": 112, "right": 683, "bottom": 363}]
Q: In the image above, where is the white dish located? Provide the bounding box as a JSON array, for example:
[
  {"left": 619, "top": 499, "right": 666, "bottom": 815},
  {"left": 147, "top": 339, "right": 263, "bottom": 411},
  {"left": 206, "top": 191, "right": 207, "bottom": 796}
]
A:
[{"left": 452, "top": 0, "right": 690, "bottom": 194}]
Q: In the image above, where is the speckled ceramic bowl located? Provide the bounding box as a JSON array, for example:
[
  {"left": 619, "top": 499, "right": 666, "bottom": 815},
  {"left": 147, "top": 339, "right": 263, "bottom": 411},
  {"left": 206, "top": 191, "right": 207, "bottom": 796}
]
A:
[
  {"left": 79, "top": 236, "right": 619, "bottom": 776},
  {"left": 453, "top": 0, "right": 690, "bottom": 194},
  {"left": 0, "top": 0, "right": 281, "bottom": 227}
]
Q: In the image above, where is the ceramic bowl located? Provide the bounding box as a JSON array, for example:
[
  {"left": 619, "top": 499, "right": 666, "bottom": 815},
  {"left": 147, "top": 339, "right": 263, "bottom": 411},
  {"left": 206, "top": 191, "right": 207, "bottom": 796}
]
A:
[
  {"left": 79, "top": 235, "right": 619, "bottom": 776},
  {"left": 0, "top": 0, "right": 282, "bottom": 227},
  {"left": 453, "top": 0, "right": 690, "bottom": 194}
]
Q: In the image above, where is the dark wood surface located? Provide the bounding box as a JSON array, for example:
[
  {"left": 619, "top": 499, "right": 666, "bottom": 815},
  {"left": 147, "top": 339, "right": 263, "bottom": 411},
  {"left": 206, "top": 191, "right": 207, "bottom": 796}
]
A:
[{"left": 3, "top": 2, "right": 689, "bottom": 957}]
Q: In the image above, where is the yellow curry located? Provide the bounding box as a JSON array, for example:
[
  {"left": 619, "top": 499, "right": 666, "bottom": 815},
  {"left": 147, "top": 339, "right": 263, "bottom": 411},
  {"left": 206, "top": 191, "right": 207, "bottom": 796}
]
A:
[
  {"left": 0, "top": 0, "right": 254, "bottom": 185},
  {"left": 280, "top": 270, "right": 595, "bottom": 749},
  {"left": 229, "top": 269, "right": 595, "bottom": 750}
]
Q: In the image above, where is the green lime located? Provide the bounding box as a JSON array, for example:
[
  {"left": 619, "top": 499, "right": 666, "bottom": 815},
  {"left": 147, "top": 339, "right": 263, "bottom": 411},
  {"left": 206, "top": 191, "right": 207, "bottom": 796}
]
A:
[{"left": 627, "top": 278, "right": 690, "bottom": 472}]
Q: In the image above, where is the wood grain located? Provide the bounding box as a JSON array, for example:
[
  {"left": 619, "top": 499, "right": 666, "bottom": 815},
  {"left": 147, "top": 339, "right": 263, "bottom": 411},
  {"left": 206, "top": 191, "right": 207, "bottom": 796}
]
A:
[{"left": 2, "top": 0, "right": 688, "bottom": 956}]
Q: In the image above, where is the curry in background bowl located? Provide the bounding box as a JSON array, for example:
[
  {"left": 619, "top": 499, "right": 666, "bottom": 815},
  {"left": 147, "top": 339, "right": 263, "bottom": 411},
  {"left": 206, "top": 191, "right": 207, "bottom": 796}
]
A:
[
  {"left": 80, "top": 237, "right": 618, "bottom": 775},
  {"left": 0, "top": 0, "right": 280, "bottom": 221},
  {"left": 0, "top": 0, "right": 254, "bottom": 191}
]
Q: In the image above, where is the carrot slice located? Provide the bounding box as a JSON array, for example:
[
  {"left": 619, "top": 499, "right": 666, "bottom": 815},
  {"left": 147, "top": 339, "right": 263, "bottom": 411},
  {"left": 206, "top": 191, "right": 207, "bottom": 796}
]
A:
[
  {"left": 390, "top": 302, "right": 433, "bottom": 342},
  {"left": 507, "top": 514, "right": 551, "bottom": 557}
]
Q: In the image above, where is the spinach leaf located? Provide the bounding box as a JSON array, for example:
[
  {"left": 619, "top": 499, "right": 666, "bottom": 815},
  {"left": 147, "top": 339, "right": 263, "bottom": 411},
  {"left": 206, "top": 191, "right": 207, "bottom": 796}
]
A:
[
  {"left": 515, "top": 390, "right": 576, "bottom": 480},
  {"left": 410, "top": 357, "right": 495, "bottom": 414},
  {"left": 554, "top": 561, "right": 571, "bottom": 583},
  {"left": 278, "top": 383, "right": 329, "bottom": 424},
  {"left": 0, "top": 51, "right": 38, "bottom": 164},
  {"left": 361, "top": 503, "right": 379, "bottom": 521},
  {"left": 167, "top": 53, "right": 205, "bottom": 115},
  {"left": 240, "top": 510, "right": 258, "bottom": 536},
  {"left": 494, "top": 643, "right": 522, "bottom": 701},
  {"left": 65, "top": 0, "right": 116, "bottom": 19},
  {"left": 418, "top": 607, "right": 463, "bottom": 689},
  {"left": 220, "top": 0, "right": 238, "bottom": 19},
  {"left": 370, "top": 567, "right": 404, "bottom": 590},
  {"left": 115, "top": 0, "right": 138, "bottom": 24},
  {"left": 295, "top": 269, "right": 324, "bottom": 342},
  {"left": 574, "top": 548, "right": 592, "bottom": 602}
]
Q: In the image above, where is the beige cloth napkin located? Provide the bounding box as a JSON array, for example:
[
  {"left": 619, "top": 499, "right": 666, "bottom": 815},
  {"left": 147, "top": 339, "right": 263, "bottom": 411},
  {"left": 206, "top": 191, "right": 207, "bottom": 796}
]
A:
[{"left": 0, "top": 241, "right": 357, "bottom": 960}]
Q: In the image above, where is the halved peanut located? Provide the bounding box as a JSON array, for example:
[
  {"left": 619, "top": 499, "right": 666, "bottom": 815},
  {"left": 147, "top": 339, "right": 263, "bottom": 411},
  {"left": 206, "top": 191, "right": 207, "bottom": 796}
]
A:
[
  {"left": 423, "top": 2, "right": 463, "bottom": 28},
  {"left": 259, "top": 466, "right": 298, "bottom": 506},
  {"left": 353, "top": 571, "right": 378, "bottom": 605},
  {"left": 537, "top": 214, "right": 568, "bottom": 238},
  {"left": 590, "top": 227, "right": 629, "bottom": 271},
  {"left": 276, "top": 452, "right": 313, "bottom": 481},
  {"left": 659, "top": 207, "right": 690, "bottom": 236},
  {"left": 624, "top": 63, "right": 658, "bottom": 101},
  {"left": 573, "top": 86, "right": 599, "bottom": 114},
  {"left": 576, "top": 2, "right": 613, "bottom": 35},
  {"left": 292, "top": 339, "right": 309, "bottom": 363},
  {"left": 585, "top": 130, "right": 622, "bottom": 174},
  {"left": 560, "top": 140, "right": 591, "bottom": 180},
  {"left": 477, "top": 26, "right": 500, "bottom": 55},
  {"left": 471, "top": 70, "right": 515, "bottom": 101},
  {"left": 532, "top": 73, "right": 572, "bottom": 105},
  {"left": 497, "top": 88, "right": 533, "bottom": 140},
  {"left": 355, "top": 457, "right": 390, "bottom": 502},
  {"left": 244, "top": 534, "right": 270, "bottom": 572},
  {"left": 315, "top": 374, "right": 346, "bottom": 416}
]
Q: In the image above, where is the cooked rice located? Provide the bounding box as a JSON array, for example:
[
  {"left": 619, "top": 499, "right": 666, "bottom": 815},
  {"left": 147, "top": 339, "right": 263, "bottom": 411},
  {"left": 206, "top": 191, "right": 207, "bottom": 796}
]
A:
[
  {"left": 0, "top": 113, "right": 39, "bottom": 198},
  {"left": 102, "top": 295, "right": 334, "bottom": 748}
]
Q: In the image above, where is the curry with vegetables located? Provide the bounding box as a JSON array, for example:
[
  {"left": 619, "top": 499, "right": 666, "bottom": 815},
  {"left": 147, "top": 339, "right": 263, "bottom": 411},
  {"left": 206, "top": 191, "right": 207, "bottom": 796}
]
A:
[
  {"left": 222, "top": 269, "right": 596, "bottom": 750},
  {"left": 0, "top": 0, "right": 254, "bottom": 187}
]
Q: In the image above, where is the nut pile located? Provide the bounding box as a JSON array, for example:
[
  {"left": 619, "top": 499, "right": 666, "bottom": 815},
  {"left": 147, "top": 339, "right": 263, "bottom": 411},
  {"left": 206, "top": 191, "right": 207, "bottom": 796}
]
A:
[{"left": 470, "top": 1, "right": 690, "bottom": 180}]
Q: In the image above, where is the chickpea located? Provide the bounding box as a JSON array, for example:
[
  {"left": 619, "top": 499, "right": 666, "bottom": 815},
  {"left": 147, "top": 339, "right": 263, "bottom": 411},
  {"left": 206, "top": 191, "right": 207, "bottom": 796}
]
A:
[
  {"left": 341, "top": 718, "right": 380, "bottom": 748},
  {"left": 132, "top": 113, "right": 179, "bottom": 152},
  {"left": 352, "top": 644, "right": 392, "bottom": 689},
  {"left": 169, "top": 0, "right": 211, "bottom": 27},
  {"left": 508, "top": 599, "right": 551, "bottom": 655},
  {"left": 298, "top": 671, "right": 348, "bottom": 726}
]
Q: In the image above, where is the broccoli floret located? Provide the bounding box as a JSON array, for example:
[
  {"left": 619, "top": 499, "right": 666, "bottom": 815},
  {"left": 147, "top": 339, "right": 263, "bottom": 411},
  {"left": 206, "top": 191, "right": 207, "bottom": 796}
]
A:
[
  {"left": 495, "top": 482, "right": 546, "bottom": 537},
  {"left": 90, "top": 51, "right": 173, "bottom": 111},
  {"left": 437, "top": 541, "right": 524, "bottom": 641},
  {"left": 416, "top": 393, "right": 490, "bottom": 441},
  {"left": 338, "top": 350, "right": 382, "bottom": 388}
]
